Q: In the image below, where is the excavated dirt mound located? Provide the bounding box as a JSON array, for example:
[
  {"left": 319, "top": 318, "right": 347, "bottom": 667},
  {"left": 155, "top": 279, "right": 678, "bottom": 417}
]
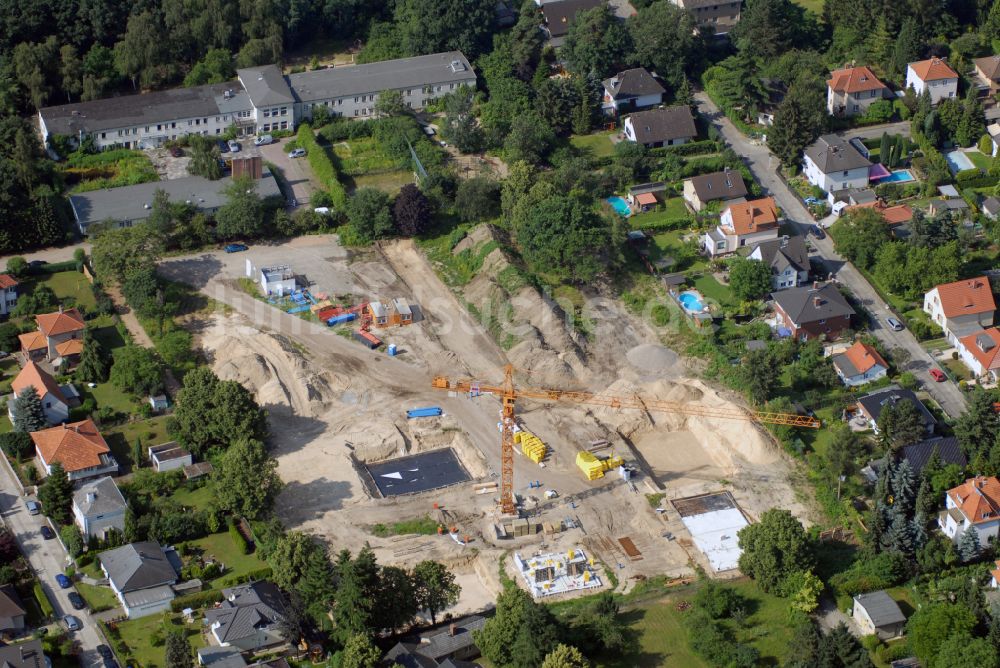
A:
[{"left": 626, "top": 343, "right": 680, "bottom": 375}]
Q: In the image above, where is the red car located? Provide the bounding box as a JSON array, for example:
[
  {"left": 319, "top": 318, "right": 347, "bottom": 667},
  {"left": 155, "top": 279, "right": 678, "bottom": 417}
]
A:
[{"left": 929, "top": 368, "right": 946, "bottom": 382}]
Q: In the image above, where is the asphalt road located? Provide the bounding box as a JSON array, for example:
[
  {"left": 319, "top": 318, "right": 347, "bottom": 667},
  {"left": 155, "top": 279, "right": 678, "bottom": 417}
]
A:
[
  {"left": 695, "top": 92, "right": 968, "bottom": 419},
  {"left": 0, "top": 465, "right": 106, "bottom": 665},
  {"left": 260, "top": 137, "right": 317, "bottom": 206}
]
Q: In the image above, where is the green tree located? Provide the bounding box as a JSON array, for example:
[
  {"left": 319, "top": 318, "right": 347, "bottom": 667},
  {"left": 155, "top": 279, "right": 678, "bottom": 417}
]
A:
[
  {"left": 455, "top": 177, "right": 500, "bottom": 222},
  {"left": 767, "top": 77, "right": 827, "bottom": 167},
  {"left": 333, "top": 546, "right": 381, "bottom": 642},
  {"left": 60, "top": 524, "right": 84, "bottom": 557},
  {"left": 412, "top": 560, "right": 461, "bottom": 625},
  {"left": 188, "top": 135, "right": 222, "bottom": 180},
  {"left": 374, "top": 89, "right": 406, "bottom": 117},
  {"left": 215, "top": 438, "right": 282, "bottom": 519},
  {"left": 831, "top": 207, "right": 891, "bottom": 269},
  {"left": 114, "top": 10, "right": 170, "bottom": 90},
  {"left": 183, "top": 48, "right": 235, "bottom": 87},
  {"left": 110, "top": 345, "right": 164, "bottom": 396},
  {"left": 957, "top": 527, "right": 981, "bottom": 562},
  {"left": 341, "top": 633, "right": 381, "bottom": 668},
  {"left": 541, "top": 644, "right": 589, "bottom": 668},
  {"left": 169, "top": 367, "right": 268, "bottom": 456},
  {"left": 735, "top": 348, "right": 779, "bottom": 404},
  {"left": 11, "top": 385, "right": 46, "bottom": 432},
  {"left": 5, "top": 256, "right": 26, "bottom": 277},
  {"left": 627, "top": 1, "right": 700, "bottom": 90},
  {"left": 38, "top": 462, "right": 73, "bottom": 525},
  {"left": 443, "top": 85, "right": 484, "bottom": 152},
  {"left": 560, "top": 5, "right": 631, "bottom": 77},
  {"left": 268, "top": 531, "right": 322, "bottom": 592},
  {"left": 393, "top": 0, "right": 497, "bottom": 58},
  {"left": 877, "top": 399, "right": 927, "bottom": 451},
  {"left": 503, "top": 112, "right": 556, "bottom": 164},
  {"left": 476, "top": 584, "right": 559, "bottom": 668},
  {"left": 514, "top": 195, "right": 611, "bottom": 282},
  {"left": 891, "top": 18, "right": 921, "bottom": 79},
  {"left": 392, "top": 184, "right": 432, "bottom": 237},
  {"left": 132, "top": 437, "right": 144, "bottom": 470},
  {"left": 728, "top": 257, "right": 773, "bottom": 301},
  {"left": 954, "top": 388, "right": 999, "bottom": 464},
  {"left": 59, "top": 45, "right": 82, "bottom": 103},
  {"left": 737, "top": 508, "right": 815, "bottom": 594},
  {"left": 346, "top": 188, "right": 393, "bottom": 244},
  {"left": 732, "top": 0, "right": 808, "bottom": 60},
  {"left": 375, "top": 564, "right": 419, "bottom": 633},
  {"left": 91, "top": 224, "right": 164, "bottom": 285},
  {"left": 216, "top": 175, "right": 265, "bottom": 239},
  {"left": 933, "top": 635, "right": 998, "bottom": 668},
  {"left": 164, "top": 630, "right": 193, "bottom": 668},
  {"left": 822, "top": 623, "right": 873, "bottom": 667},
  {"left": 123, "top": 508, "right": 139, "bottom": 543},
  {"left": 907, "top": 603, "right": 977, "bottom": 663},
  {"left": 76, "top": 331, "right": 110, "bottom": 383},
  {"left": 0, "top": 432, "right": 34, "bottom": 460}
]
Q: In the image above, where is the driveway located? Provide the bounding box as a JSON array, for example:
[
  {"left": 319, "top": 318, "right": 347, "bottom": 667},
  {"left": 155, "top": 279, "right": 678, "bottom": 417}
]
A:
[
  {"left": 838, "top": 121, "right": 911, "bottom": 141},
  {"left": 695, "top": 92, "right": 967, "bottom": 419},
  {"left": 260, "top": 138, "right": 317, "bottom": 206},
  {"left": 0, "top": 465, "right": 106, "bottom": 664}
]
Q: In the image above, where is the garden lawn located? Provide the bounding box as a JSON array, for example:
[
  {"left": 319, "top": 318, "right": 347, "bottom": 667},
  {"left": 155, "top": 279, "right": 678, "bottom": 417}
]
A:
[
  {"left": 332, "top": 137, "right": 400, "bottom": 175},
  {"left": 693, "top": 274, "right": 735, "bottom": 306},
  {"left": 76, "top": 582, "right": 119, "bottom": 612},
  {"left": 649, "top": 231, "right": 706, "bottom": 273},
  {"left": 115, "top": 611, "right": 205, "bottom": 668},
  {"left": 36, "top": 271, "right": 96, "bottom": 310},
  {"left": 353, "top": 170, "right": 414, "bottom": 193},
  {"left": 171, "top": 484, "right": 214, "bottom": 512},
  {"left": 630, "top": 198, "right": 690, "bottom": 230},
  {"left": 190, "top": 532, "right": 268, "bottom": 587},
  {"left": 967, "top": 150, "right": 993, "bottom": 171},
  {"left": 943, "top": 358, "right": 971, "bottom": 381},
  {"left": 104, "top": 416, "right": 172, "bottom": 470},
  {"left": 570, "top": 131, "right": 616, "bottom": 158},
  {"left": 86, "top": 382, "right": 137, "bottom": 416}
]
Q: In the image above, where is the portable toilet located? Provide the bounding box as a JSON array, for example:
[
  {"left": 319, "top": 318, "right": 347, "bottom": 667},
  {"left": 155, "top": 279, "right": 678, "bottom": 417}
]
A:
[{"left": 387, "top": 343, "right": 397, "bottom": 356}]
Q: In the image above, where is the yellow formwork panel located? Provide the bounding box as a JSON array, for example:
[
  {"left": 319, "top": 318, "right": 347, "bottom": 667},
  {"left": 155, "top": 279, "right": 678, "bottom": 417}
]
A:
[
  {"left": 518, "top": 432, "right": 547, "bottom": 464},
  {"left": 576, "top": 451, "right": 606, "bottom": 480}
]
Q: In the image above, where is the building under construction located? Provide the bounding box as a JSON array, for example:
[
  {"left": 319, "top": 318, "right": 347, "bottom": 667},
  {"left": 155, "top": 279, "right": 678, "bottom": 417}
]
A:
[{"left": 513, "top": 548, "right": 602, "bottom": 598}]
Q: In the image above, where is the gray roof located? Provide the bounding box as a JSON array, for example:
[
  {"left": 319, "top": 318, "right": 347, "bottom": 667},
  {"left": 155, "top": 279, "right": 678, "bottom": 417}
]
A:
[
  {"left": 982, "top": 196, "right": 1000, "bottom": 216},
  {"left": 205, "top": 581, "right": 287, "bottom": 645},
  {"left": 0, "top": 640, "right": 46, "bottom": 668},
  {"left": 40, "top": 82, "right": 250, "bottom": 136},
  {"left": 72, "top": 476, "right": 126, "bottom": 518},
  {"left": 237, "top": 65, "right": 295, "bottom": 107},
  {"left": 751, "top": 236, "right": 809, "bottom": 275},
  {"left": 542, "top": 0, "right": 603, "bottom": 37},
  {"left": 857, "top": 386, "right": 937, "bottom": 429},
  {"left": 928, "top": 198, "right": 969, "bottom": 211},
  {"left": 288, "top": 52, "right": 475, "bottom": 104},
  {"left": 687, "top": 170, "right": 748, "bottom": 202},
  {"left": 417, "top": 615, "right": 487, "bottom": 660},
  {"left": 849, "top": 188, "right": 878, "bottom": 205},
  {"left": 805, "top": 134, "right": 872, "bottom": 173},
  {"left": 0, "top": 583, "right": 25, "bottom": 620},
  {"left": 854, "top": 591, "right": 906, "bottom": 627},
  {"left": 901, "top": 436, "right": 966, "bottom": 474},
  {"left": 627, "top": 106, "right": 698, "bottom": 144},
  {"left": 69, "top": 170, "right": 282, "bottom": 229},
  {"left": 99, "top": 541, "right": 177, "bottom": 593},
  {"left": 603, "top": 68, "right": 665, "bottom": 100},
  {"left": 122, "top": 583, "right": 175, "bottom": 608},
  {"left": 384, "top": 644, "right": 437, "bottom": 668},
  {"left": 198, "top": 646, "right": 248, "bottom": 668},
  {"left": 771, "top": 283, "right": 855, "bottom": 325}
]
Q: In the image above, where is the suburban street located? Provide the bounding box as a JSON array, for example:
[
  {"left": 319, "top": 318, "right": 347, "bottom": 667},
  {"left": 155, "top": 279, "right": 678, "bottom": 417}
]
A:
[
  {"left": 0, "top": 462, "right": 105, "bottom": 665},
  {"left": 695, "top": 92, "right": 968, "bottom": 419}
]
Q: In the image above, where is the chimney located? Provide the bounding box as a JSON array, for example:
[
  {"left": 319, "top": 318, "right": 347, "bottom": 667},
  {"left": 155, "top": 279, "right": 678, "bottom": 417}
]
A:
[
  {"left": 86, "top": 491, "right": 96, "bottom": 503},
  {"left": 813, "top": 296, "right": 822, "bottom": 307},
  {"left": 450, "top": 623, "right": 457, "bottom": 636},
  {"left": 813, "top": 281, "right": 820, "bottom": 290},
  {"left": 58, "top": 304, "right": 63, "bottom": 314}
]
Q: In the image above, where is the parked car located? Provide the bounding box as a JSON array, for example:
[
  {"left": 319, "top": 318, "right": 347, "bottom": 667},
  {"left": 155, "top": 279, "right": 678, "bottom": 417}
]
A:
[
  {"left": 803, "top": 197, "right": 821, "bottom": 205},
  {"left": 55, "top": 574, "right": 71, "bottom": 589},
  {"left": 62, "top": 615, "right": 81, "bottom": 631},
  {"left": 885, "top": 317, "right": 904, "bottom": 331},
  {"left": 40, "top": 525, "right": 54, "bottom": 540},
  {"left": 169, "top": 147, "right": 183, "bottom": 158},
  {"left": 224, "top": 243, "right": 248, "bottom": 253},
  {"left": 253, "top": 134, "right": 273, "bottom": 146},
  {"left": 68, "top": 592, "right": 85, "bottom": 610},
  {"left": 25, "top": 500, "right": 40, "bottom": 515},
  {"left": 929, "top": 368, "right": 946, "bottom": 382},
  {"left": 228, "top": 139, "right": 241, "bottom": 152},
  {"left": 810, "top": 225, "right": 826, "bottom": 239},
  {"left": 97, "top": 645, "right": 118, "bottom": 668},
  {"left": 217, "top": 139, "right": 230, "bottom": 153},
  {"left": 28, "top": 260, "right": 47, "bottom": 268},
  {"left": 288, "top": 148, "right": 306, "bottom": 158}
]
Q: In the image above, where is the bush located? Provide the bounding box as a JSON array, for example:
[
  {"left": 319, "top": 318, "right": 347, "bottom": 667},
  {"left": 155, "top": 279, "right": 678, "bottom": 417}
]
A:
[
  {"left": 694, "top": 582, "right": 744, "bottom": 619},
  {"left": 649, "top": 140, "right": 721, "bottom": 157},
  {"left": 955, "top": 168, "right": 999, "bottom": 189},
  {"left": 169, "top": 589, "right": 222, "bottom": 612},
  {"left": 978, "top": 134, "right": 993, "bottom": 156},
  {"left": 0, "top": 432, "right": 34, "bottom": 460},
  {"left": 34, "top": 582, "right": 54, "bottom": 618},
  {"left": 229, "top": 520, "right": 251, "bottom": 555},
  {"left": 296, "top": 124, "right": 347, "bottom": 211}
]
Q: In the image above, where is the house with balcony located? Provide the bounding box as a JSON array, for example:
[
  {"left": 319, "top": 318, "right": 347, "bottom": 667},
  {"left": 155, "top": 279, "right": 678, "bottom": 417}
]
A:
[
  {"left": 831, "top": 340, "right": 889, "bottom": 386},
  {"left": 747, "top": 236, "right": 809, "bottom": 290},
  {"left": 906, "top": 57, "right": 959, "bottom": 104},
  {"left": 623, "top": 106, "right": 697, "bottom": 148},
  {"left": 668, "top": 0, "right": 741, "bottom": 34},
  {"left": 32, "top": 419, "right": 117, "bottom": 481},
  {"left": 803, "top": 135, "right": 871, "bottom": 195},
  {"left": 827, "top": 66, "right": 891, "bottom": 117},
  {"left": 601, "top": 68, "right": 665, "bottom": 116},
  {"left": 702, "top": 197, "right": 780, "bottom": 257},
  {"left": 973, "top": 55, "right": 1000, "bottom": 97},
  {"left": 939, "top": 476, "right": 1000, "bottom": 547},
  {"left": 72, "top": 476, "right": 127, "bottom": 539},
  {"left": 99, "top": 541, "right": 180, "bottom": 618},
  {"left": 923, "top": 276, "right": 996, "bottom": 344},
  {"left": 18, "top": 307, "right": 85, "bottom": 363}
]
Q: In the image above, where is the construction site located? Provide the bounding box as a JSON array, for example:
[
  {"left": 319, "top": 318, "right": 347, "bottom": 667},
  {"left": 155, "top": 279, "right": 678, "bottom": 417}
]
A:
[{"left": 159, "top": 229, "right": 818, "bottom": 614}]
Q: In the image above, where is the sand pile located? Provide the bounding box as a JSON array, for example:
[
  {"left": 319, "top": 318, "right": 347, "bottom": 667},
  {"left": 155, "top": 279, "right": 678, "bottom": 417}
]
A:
[{"left": 626, "top": 344, "right": 680, "bottom": 375}]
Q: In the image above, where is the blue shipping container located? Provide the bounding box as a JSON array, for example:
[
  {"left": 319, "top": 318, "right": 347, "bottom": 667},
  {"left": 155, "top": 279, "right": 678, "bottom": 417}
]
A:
[
  {"left": 327, "top": 313, "right": 357, "bottom": 326},
  {"left": 407, "top": 407, "right": 443, "bottom": 418}
]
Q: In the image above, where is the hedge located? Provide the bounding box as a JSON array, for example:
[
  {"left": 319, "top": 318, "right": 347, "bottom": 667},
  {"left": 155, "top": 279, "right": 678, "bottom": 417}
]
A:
[
  {"left": 296, "top": 123, "right": 347, "bottom": 211},
  {"left": 217, "top": 566, "right": 273, "bottom": 588},
  {"left": 650, "top": 139, "right": 721, "bottom": 158},
  {"left": 170, "top": 589, "right": 223, "bottom": 612},
  {"left": 228, "top": 519, "right": 250, "bottom": 555},
  {"left": 27, "top": 260, "right": 80, "bottom": 276},
  {"left": 33, "top": 582, "right": 54, "bottom": 618},
  {"left": 955, "top": 168, "right": 999, "bottom": 189}
]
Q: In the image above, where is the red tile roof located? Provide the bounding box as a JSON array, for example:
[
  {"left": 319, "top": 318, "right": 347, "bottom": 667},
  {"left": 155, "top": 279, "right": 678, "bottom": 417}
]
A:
[
  {"left": 31, "top": 419, "right": 110, "bottom": 473},
  {"left": 724, "top": 197, "right": 779, "bottom": 236},
  {"left": 947, "top": 476, "right": 1000, "bottom": 525},
  {"left": 11, "top": 361, "right": 65, "bottom": 404},
  {"left": 18, "top": 331, "right": 46, "bottom": 352},
  {"left": 958, "top": 328, "right": 1000, "bottom": 373},
  {"left": 0, "top": 274, "right": 18, "bottom": 289},
  {"left": 909, "top": 57, "right": 958, "bottom": 82},
  {"left": 931, "top": 277, "right": 997, "bottom": 318},
  {"left": 827, "top": 66, "right": 888, "bottom": 94},
  {"left": 841, "top": 341, "right": 888, "bottom": 374},
  {"left": 55, "top": 339, "right": 84, "bottom": 357},
  {"left": 35, "top": 308, "right": 84, "bottom": 338},
  {"left": 634, "top": 192, "right": 658, "bottom": 206}
]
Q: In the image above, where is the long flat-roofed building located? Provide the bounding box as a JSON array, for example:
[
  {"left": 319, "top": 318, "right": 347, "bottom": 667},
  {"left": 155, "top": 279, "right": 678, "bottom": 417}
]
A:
[{"left": 39, "top": 52, "right": 476, "bottom": 151}]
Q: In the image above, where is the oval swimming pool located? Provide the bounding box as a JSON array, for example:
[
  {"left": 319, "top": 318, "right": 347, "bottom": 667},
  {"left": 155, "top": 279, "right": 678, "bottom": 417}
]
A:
[
  {"left": 607, "top": 196, "right": 632, "bottom": 217},
  {"left": 678, "top": 290, "right": 705, "bottom": 312}
]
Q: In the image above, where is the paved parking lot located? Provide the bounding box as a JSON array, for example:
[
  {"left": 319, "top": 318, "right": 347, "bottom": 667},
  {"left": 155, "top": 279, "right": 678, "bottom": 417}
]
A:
[{"left": 261, "top": 138, "right": 316, "bottom": 206}]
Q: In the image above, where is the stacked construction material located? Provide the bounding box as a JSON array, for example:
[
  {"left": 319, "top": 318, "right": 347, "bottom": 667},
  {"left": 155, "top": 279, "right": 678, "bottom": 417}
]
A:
[
  {"left": 514, "top": 431, "right": 546, "bottom": 463},
  {"left": 575, "top": 451, "right": 625, "bottom": 480}
]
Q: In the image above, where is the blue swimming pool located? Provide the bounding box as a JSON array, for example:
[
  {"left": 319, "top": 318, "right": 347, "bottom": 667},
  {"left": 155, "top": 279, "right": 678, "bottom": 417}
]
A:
[
  {"left": 678, "top": 290, "right": 705, "bottom": 312},
  {"left": 607, "top": 196, "right": 632, "bottom": 217},
  {"left": 879, "top": 169, "right": 916, "bottom": 183},
  {"left": 945, "top": 150, "right": 976, "bottom": 173}
]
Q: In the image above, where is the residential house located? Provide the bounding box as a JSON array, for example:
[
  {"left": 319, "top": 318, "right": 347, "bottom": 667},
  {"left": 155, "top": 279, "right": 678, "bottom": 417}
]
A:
[
  {"left": 259, "top": 265, "right": 296, "bottom": 296},
  {"left": 906, "top": 57, "right": 959, "bottom": 104},
  {"left": 384, "top": 615, "right": 488, "bottom": 667},
  {"left": 8, "top": 360, "right": 69, "bottom": 425},
  {"left": 601, "top": 68, "right": 665, "bottom": 115},
  {"left": 803, "top": 135, "right": 872, "bottom": 194},
  {"left": 923, "top": 276, "right": 996, "bottom": 344},
  {"left": 205, "top": 581, "right": 288, "bottom": 652},
  {"left": 927, "top": 198, "right": 970, "bottom": 222},
  {"left": 957, "top": 327, "right": 1000, "bottom": 382},
  {"left": 939, "top": 476, "right": 1000, "bottom": 546},
  {"left": 974, "top": 55, "right": 1000, "bottom": 96},
  {"left": 702, "top": 197, "right": 780, "bottom": 257},
  {"left": 148, "top": 442, "right": 193, "bottom": 473},
  {"left": 623, "top": 106, "right": 697, "bottom": 148},
  {"left": 32, "top": 419, "right": 118, "bottom": 481},
  {"left": 989, "top": 123, "right": 1000, "bottom": 157},
  {"left": 72, "top": 476, "right": 127, "bottom": 539},
  {"left": 0, "top": 274, "right": 18, "bottom": 317},
  {"left": 826, "top": 66, "right": 891, "bottom": 117},
  {"left": 844, "top": 200, "right": 914, "bottom": 228},
  {"left": 852, "top": 591, "right": 906, "bottom": 639},
  {"left": 198, "top": 646, "right": 248, "bottom": 668},
  {"left": 982, "top": 195, "right": 1000, "bottom": 220},
  {"left": 23, "top": 307, "right": 85, "bottom": 362},
  {"left": 540, "top": 0, "right": 602, "bottom": 45},
  {"left": 856, "top": 386, "right": 937, "bottom": 435},
  {"left": 831, "top": 340, "right": 889, "bottom": 386},
  {"left": 682, "top": 169, "right": 748, "bottom": 212},
  {"left": 669, "top": 0, "right": 741, "bottom": 34},
  {"left": 39, "top": 52, "right": 477, "bottom": 151},
  {"left": 900, "top": 436, "right": 967, "bottom": 475},
  {"left": 771, "top": 282, "right": 855, "bottom": 341},
  {"left": 0, "top": 639, "right": 46, "bottom": 668},
  {"left": 99, "top": 541, "right": 180, "bottom": 618},
  {"left": 747, "top": 236, "right": 809, "bottom": 290},
  {"left": 0, "top": 584, "right": 26, "bottom": 634}
]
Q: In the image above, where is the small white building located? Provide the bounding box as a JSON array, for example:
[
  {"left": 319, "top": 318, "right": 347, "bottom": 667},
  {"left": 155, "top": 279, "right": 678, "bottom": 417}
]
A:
[
  {"left": 939, "top": 476, "right": 1000, "bottom": 547},
  {"left": 72, "top": 476, "right": 127, "bottom": 539},
  {"left": 956, "top": 328, "right": 1000, "bottom": 382},
  {"left": 923, "top": 277, "right": 996, "bottom": 345},
  {"left": 0, "top": 274, "right": 18, "bottom": 317},
  {"left": 906, "top": 57, "right": 959, "bottom": 104},
  {"left": 148, "top": 442, "right": 193, "bottom": 473},
  {"left": 702, "top": 198, "right": 780, "bottom": 257},
  {"left": 99, "top": 541, "right": 179, "bottom": 619},
  {"left": 852, "top": 591, "right": 906, "bottom": 640},
  {"left": 803, "top": 135, "right": 871, "bottom": 194},
  {"left": 260, "top": 265, "right": 296, "bottom": 296},
  {"left": 601, "top": 68, "right": 665, "bottom": 116}
]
